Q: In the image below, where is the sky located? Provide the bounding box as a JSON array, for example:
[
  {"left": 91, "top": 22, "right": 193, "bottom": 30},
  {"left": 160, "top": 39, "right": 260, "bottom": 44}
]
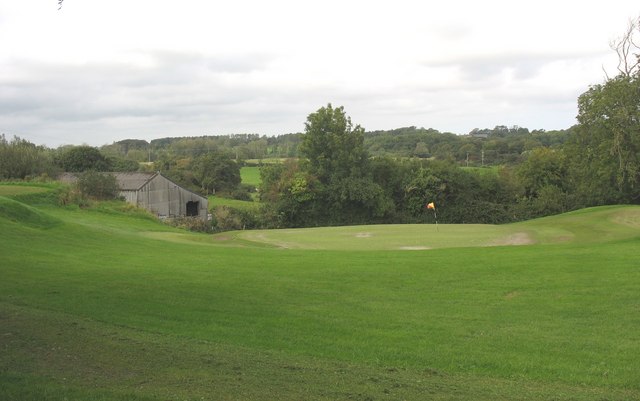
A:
[{"left": 1, "top": 1, "right": 639, "bottom": 147}]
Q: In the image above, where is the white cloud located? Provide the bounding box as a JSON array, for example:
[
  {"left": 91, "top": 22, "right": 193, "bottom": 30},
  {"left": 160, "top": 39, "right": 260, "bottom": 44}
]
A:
[{"left": 0, "top": 0, "right": 639, "bottom": 146}]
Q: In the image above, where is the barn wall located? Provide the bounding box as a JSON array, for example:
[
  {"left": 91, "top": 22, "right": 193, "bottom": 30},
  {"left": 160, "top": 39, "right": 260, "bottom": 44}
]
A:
[
  {"left": 137, "top": 175, "right": 208, "bottom": 220},
  {"left": 119, "top": 190, "right": 138, "bottom": 205}
]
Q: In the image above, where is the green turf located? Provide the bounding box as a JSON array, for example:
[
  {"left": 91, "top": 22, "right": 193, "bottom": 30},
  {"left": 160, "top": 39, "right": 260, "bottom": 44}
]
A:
[
  {"left": 1, "top": 185, "right": 639, "bottom": 400},
  {"left": 0, "top": 196, "right": 62, "bottom": 229}
]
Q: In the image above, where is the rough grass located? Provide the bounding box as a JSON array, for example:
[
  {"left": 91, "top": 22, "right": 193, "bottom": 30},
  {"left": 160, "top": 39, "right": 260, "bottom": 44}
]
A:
[
  {"left": 3, "top": 303, "right": 636, "bottom": 401},
  {"left": 1, "top": 187, "right": 639, "bottom": 400},
  {"left": 0, "top": 184, "right": 50, "bottom": 196}
]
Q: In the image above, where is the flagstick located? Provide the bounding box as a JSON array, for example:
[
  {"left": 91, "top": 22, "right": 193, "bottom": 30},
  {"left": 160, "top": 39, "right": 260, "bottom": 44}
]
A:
[{"left": 434, "top": 210, "right": 438, "bottom": 232}]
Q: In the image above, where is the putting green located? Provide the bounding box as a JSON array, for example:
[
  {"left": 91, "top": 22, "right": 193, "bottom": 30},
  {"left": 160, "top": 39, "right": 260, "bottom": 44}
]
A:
[{"left": 216, "top": 206, "right": 640, "bottom": 251}]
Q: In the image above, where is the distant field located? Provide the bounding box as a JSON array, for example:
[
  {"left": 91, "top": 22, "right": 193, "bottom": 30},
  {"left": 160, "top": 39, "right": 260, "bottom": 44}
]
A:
[
  {"left": 460, "top": 165, "right": 501, "bottom": 176},
  {"left": 240, "top": 166, "right": 261, "bottom": 186},
  {"left": 244, "top": 158, "right": 289, "bottom": 165},
  {"left": 208, "top": 195, "right": 260, "bottom": 212},
  {"left": 1, "top": 184, "right": 639, "bottom": 400}
]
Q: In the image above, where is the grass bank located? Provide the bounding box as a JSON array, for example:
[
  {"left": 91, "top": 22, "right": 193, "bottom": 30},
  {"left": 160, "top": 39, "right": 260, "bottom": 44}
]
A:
[{"left": 1, "top": 184, "right": 639, "bottom": 400}]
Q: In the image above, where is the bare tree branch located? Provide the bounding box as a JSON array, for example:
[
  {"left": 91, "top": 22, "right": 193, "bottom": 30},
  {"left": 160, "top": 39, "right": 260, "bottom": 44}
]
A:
[{"left": 610, "top": 17, "right": 640, "bottom": 77}]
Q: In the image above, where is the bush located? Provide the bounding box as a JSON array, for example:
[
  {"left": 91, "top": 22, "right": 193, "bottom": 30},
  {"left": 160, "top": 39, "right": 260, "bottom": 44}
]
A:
[
  {"left": 229, "top": 185, "right": 255, "bottom": 201},
  {"left": 164, "top": 216, "right": 213, "bottom": 233},
  {"left": 57, "top": 185, "right": 90, "bottom": 208},
  {"left": 76, "top": 171, "right": 118, "bottom": 200},
  {"left": 213, "top": 206, "right": 243, "bottom": 231}
]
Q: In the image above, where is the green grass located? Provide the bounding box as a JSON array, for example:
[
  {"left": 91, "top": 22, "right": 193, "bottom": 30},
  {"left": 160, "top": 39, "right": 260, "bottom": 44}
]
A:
[
  {"left": 1, "top": 185, "right": 640, "bottom": 400},
  {"left": 208, "top": 195, "right": 261, "bottom": 212},
  {"left": 208, "top": 166, "right": 262, "bottom": 209},
  {"left": 240, "top": 166, "right": 262, "bottom": 186},
  {"left": 0, "top": 196, "right": 62, "bottom": 229}
]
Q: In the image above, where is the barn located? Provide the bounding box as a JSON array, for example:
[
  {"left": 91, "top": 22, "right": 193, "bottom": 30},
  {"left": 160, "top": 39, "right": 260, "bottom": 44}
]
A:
[{"left": 60, "top": 172, "right": 209, "bottom": 221}]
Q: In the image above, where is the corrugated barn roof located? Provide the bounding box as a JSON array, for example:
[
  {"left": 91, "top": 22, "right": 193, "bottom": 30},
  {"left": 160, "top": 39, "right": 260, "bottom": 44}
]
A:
[{"left": 111, "top": 172, "right": 157, "bottom": 191}]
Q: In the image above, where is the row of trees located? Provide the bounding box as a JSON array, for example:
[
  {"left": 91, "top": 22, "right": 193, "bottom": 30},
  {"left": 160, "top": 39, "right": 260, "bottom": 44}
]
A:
[
  {"left": 97, "top": 126, "right": 571, "bottom": 168},
  {"left": 100, "top": 133, "right": 302, "bottom": 165},
  {"left": 0, "top": 139, "right": 138, "bottom": 180},
  {"left": 257, "top": 105, "right": 575, "bottom": 227},
  {"left": 0, "top": 137, "right": 242, "bottom": 197},
  {"left": 86, "top": 116, "right": 575, "bottom": 170}
]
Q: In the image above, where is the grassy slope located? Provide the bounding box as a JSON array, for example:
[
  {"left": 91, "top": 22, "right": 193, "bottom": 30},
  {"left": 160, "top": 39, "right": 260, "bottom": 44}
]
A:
[{"left": 1, "top": 186, "right": 639, "bottom": 400}]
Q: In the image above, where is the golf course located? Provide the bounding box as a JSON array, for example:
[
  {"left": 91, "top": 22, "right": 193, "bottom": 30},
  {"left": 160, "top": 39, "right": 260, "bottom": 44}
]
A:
[{"left": 1, "top": 183, "right": 639, "bottom": 400}]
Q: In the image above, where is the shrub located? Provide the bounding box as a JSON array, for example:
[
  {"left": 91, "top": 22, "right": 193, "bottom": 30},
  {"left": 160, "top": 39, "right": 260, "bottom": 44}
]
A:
[
  {"left": 213, "top": 206, "right": 243, "bottom": 231},
  {"left": 57, "top": 185, "right": 90, "bottom": 208},
  {"left": 76, "top": 171, "right": 118, "bottom": 200},
  {"left": 164, "top": 216, "right": 213, "bottom": 233},
  {"left": 229, "top": 185, "right": 255, "bottom": 201}
]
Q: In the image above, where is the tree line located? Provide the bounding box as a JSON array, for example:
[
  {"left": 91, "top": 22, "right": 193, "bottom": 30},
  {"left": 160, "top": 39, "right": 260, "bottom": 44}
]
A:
[{"left": 95, "top": 125, "right": 572, "bottom": 168}]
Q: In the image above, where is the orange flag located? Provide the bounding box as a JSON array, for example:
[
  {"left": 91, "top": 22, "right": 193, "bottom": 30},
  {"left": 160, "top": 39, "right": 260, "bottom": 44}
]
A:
[{"left": 426, "top": 202, "right": 435, "bottom": 210}]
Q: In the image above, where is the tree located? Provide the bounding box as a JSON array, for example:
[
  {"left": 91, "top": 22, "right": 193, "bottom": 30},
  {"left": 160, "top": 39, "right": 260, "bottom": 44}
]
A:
[
  {"left": 0, "top": 135, "right": 57, "bottom": 179},
  {"left": 297, "top": 104, "right": 392, "bottom": 225},
  {"left": 76, "top": 171, "right": 118, "bottom": 200},
  {"left": 190, "top": 151, "right": 240, "bottom": 195},
  {"left": 56, "top": 146, "right": 111, "bottom": 172},
  {"left": 563, "top": 17, "right": 640, "bottom": 205},
  {"left": 259, "top": 160, "right": 323, "bottom": 227},
  {"left": 107, "top": 156, "right": 140, "bottom": 172},
  {"left": 610, "top": 17, "right": 640, "bottom": 77},
  {"left": 517, "top": 148, "right": 567, "bottom": 198},
  {"left": 299, "top": 104, "right": 368, "bottom": 183},
  {"left": 572, "top": 73, "right": 640, "bottom": 203}
]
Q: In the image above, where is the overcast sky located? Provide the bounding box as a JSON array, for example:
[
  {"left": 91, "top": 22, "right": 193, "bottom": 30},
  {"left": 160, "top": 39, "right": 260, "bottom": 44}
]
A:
[{"left": 1, "top": 1, "right": 639, "bottom": 147}]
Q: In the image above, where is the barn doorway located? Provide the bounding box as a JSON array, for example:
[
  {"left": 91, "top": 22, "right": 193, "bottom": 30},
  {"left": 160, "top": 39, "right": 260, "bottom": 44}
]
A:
[{"left": 186, "top": 201, "right": 199, "bottom": 217}]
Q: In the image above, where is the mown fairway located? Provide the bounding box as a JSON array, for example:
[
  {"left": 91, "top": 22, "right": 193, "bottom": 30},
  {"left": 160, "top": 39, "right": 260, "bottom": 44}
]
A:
[{"left": 1, "top": 185, "right": 639, "bottom": 400}]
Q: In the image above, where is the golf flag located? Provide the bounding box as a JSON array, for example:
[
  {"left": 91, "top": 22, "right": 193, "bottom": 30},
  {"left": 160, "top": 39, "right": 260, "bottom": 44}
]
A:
[{"left": 426, "top": 201, "right": 438, "bottom": 231}]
